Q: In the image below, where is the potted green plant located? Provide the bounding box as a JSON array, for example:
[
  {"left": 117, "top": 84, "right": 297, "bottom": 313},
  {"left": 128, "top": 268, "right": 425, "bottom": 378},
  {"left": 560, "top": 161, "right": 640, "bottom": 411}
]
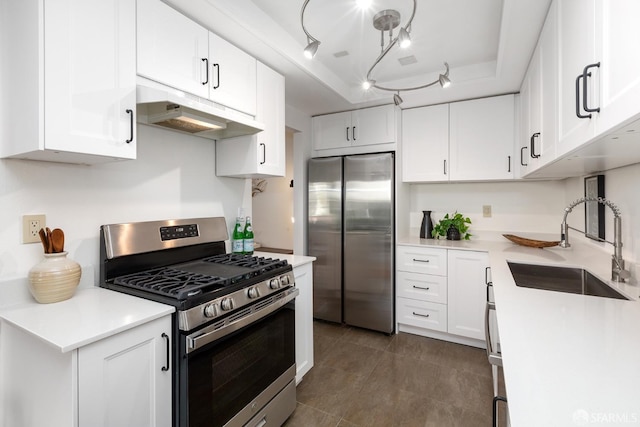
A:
[{"left": 431, "top": 212, "right": 472, "bottom": 240}]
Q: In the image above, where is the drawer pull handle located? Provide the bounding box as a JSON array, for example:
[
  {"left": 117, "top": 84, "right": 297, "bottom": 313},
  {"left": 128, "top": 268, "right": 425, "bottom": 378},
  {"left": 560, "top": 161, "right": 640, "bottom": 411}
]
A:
[
  {"left": 412, "top": 285, "right": 431, "bottom": 291},
  {"left": 412, "top": 258, "right": 430, "bottom": 263},
  {"left": 413, "top": 312, "right": 430, "bottom": 318}
]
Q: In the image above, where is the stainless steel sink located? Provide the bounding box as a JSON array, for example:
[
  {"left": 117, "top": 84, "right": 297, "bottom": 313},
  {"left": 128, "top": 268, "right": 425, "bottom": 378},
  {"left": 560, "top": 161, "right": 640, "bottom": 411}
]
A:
[{"left": 507, "top": 262, "right": 629, "bottom": 300}]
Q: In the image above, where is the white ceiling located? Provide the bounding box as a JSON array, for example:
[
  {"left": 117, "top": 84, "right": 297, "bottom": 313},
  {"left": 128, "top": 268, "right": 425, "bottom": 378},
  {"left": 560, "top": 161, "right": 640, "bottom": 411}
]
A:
[{"left": 168, "top": 0, "right": 552, "bottom": 116}]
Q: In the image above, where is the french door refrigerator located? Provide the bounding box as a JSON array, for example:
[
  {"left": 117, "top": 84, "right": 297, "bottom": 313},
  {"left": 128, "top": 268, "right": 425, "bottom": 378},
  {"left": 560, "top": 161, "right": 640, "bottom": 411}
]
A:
[{"left": 308, "top": 152, "right": 394, "bottom": 334}]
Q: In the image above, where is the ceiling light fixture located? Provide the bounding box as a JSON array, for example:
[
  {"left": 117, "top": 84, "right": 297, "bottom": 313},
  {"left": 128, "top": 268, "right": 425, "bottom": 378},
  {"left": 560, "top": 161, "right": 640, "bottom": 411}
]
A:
[
  {"left": 355, "top": 0, "right": 372, "bottom": 9},
  {"left": 300, "top": 0, "right": 451, "bottom": 105}
]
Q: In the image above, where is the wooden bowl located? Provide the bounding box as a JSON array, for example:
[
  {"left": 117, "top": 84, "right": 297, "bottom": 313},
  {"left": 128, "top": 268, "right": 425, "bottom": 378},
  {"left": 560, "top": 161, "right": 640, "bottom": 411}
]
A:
[{"left": 502, "top": 234, "right": 560, "bottom": 248}]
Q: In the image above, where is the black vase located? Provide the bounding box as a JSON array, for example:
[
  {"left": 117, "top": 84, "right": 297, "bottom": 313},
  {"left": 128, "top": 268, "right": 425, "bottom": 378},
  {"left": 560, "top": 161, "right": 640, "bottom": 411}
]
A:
[
  {"left": 420, "top": 210, "right": 434, "bottom": 239},
  {"left": 446, "top": 225, "right": 461, "bottom": 241}
]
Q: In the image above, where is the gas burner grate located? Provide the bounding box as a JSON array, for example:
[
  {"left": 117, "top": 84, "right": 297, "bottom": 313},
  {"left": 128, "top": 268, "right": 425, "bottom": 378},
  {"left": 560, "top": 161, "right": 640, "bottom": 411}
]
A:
[
  {"left": 202, "top": 254, "right": 288, "bottom": 273},
  {"left": 114, "top": 267, "right": 228, "bottom": 300}
]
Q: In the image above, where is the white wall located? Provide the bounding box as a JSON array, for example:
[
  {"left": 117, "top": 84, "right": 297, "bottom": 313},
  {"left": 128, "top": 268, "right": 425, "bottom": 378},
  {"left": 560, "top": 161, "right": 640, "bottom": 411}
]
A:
[
  {"left": 408, "top": 180, "right": 567, "bottom": 239},
  {"left": 285, "top": 104, "right": 313, "bottom": 256},
  {"left": 0, "top": 124, "right": 250, "bottom": 282},
  {"left": 252, "top": 131, "right": 294, "bottom": 250},
  {"left": 562, "top": 163, "right": 639, "bottom": 273}
]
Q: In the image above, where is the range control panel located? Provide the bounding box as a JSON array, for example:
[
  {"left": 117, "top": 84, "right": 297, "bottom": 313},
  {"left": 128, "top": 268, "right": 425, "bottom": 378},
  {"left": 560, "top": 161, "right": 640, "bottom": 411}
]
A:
[{"left": 160, "top": 224, "right": 199, "bottom": 241}]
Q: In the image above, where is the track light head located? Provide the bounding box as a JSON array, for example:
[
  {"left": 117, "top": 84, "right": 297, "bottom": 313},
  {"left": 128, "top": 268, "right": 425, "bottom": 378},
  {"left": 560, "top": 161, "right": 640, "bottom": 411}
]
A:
[
  {"left": 393, "top": 93, "right": 403, "bottom": 106},
  {"left": 398, "top": 27, "right": 411, "bottom": 49},
  {"left": 304, "top": 40, "right": 320, "bottom": 59}
]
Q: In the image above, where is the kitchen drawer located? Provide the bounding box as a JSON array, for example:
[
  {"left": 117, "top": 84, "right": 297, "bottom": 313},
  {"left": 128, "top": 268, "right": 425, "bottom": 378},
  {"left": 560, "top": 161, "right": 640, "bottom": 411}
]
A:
[
  {"left": 397, "top": 272, "right": 447, "bottom": 304},
  {"left": 397, "top": 246, "right": 447, "bottom": 276},
  {"left": 397, "top": 298, "right": 447, "bottom": 332}
]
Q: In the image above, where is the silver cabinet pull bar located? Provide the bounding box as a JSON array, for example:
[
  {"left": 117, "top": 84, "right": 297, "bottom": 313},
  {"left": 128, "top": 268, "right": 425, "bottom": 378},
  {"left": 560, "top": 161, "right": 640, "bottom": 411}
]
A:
[
  {"left": 412, "top": 285, "right": 431, "bottom": 291},
  {"left": 413, "top": 312, "right": 430, "bottom": 318},
  {"left": 412, "top": 258, "right": 430, "bottom": 263}
]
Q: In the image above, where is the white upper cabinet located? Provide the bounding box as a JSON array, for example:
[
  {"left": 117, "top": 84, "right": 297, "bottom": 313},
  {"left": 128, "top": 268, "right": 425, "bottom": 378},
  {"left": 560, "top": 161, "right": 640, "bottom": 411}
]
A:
[
  {"left": 216, "top": 62, "right": 285, "bottom": 178},
  {"left": 449, "top": 95, "right": 515, "bottom": 181},
  {"left": 137, "top": 0, "right": 209, "bottom": 99},
  {"left": 208, "top": 33, "right": 257, "bottom": 116},
  {"left": 401, "top": 104, "right": 449, "bottom": 182},
  {"left": 594, "top": 0, "right": 640, "bottom": 135},
  {"left": 556, "top": 0, "right": 598, "bottom": 155},
  {"left": 557, "top": 0, "right": 640, "bottom": 155},
  {"left": 137, "top": 0, "right": 257, "bottom": 116},
  {"left": 313, "top": 105, "right": 396, "bottom": 151},
  {"left": 402, "top": 95, "right": 515, "bottom": 183},
  {"left": 520, "top": 2, "right": 557, "bottom": 176},
  {"left": 1, "top": 0, "right": 137, "bottom": 164}
]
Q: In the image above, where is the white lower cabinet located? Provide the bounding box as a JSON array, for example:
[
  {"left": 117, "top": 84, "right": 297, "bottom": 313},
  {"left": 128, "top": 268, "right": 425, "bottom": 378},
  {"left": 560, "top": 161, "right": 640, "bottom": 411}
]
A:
[
  {"left": 294, "top": 262, "right": 314, "bottom": 383},
  {"left": 397, "top": 298, "right": 448, "bottom": 332},
  {"left": 447, "top": 250, "right": 489, "bottom": 341},
  {"left": 396, "top": 245, "right": 489, "bottom": 347},
  {"left": 0, "top": 316, "right": 172, "bottom": 427}
]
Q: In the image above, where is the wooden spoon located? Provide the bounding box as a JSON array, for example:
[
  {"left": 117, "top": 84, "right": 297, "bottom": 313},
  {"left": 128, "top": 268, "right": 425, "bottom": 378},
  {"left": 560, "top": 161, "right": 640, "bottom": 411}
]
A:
[
  {"left": 51, "top": 228, "right": 65, "bottom": 253},
  {"left": 38, "top": 228, "right": 49, "bottom": 253},
  {"left": 46, "top": 227, "right": 53, "bottom": 254}
]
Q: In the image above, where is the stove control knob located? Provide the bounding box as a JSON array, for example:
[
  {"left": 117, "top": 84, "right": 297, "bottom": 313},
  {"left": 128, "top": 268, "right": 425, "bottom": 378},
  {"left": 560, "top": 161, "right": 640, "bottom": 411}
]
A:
[
  {"left": 280, "top": 275, "right": 290, "bottom": 286},
  {"left": 269, "top": 278, "right": 281, "bottom": 289},
  {"left": 203, "top": 304, "right": 217, "bottom": 318},
  {"left": 220, "top": 298, "right": 234, "bottom": 311},
  {"left": 247, "top": 286, "right": 259, "bottom": 299}
]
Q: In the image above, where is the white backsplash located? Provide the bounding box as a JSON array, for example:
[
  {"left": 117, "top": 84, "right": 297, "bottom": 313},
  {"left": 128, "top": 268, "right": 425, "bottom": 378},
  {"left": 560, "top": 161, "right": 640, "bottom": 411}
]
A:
[
  {"left": 0, "top": 124, "right": 251, "bottom": 281},
  {"left": 407, "top": 162, "right": 640, "bottom": 276}
]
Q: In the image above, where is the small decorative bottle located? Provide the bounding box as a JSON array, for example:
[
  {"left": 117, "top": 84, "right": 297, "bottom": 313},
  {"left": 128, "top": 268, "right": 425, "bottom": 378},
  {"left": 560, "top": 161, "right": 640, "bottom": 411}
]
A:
[
  {"left": 420, "top": 210, "right": 434, "bottom": 239},
  {"left": 243, "top": 216, "right": 254, "bottom": 255},
  {"left": 232, "top": 217, "right": 245, "bottom": 254}
]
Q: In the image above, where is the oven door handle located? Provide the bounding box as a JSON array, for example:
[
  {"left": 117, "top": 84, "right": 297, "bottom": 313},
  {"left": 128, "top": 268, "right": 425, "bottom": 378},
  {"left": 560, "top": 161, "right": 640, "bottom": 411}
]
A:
[{"left": 186, "top": 288, "right": 299, "bottom": 354}]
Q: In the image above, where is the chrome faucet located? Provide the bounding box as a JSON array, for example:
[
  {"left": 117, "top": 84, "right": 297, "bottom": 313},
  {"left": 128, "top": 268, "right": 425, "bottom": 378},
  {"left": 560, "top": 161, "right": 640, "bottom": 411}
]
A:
[{"left": 559, "top": 197, "right": 630, "bottom": 282}]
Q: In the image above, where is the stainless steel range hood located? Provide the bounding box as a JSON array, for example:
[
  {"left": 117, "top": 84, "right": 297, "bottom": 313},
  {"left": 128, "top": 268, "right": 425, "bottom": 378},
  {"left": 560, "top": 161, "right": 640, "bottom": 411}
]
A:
[{"left": 136, "top": 82, "right": 264, "bottom": 140}]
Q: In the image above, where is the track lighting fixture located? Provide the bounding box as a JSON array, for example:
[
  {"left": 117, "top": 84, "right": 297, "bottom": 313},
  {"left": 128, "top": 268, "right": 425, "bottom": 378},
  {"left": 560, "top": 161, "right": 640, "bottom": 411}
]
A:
[{"left": 301, "top": 0, "right": 451, "bottom": 104}]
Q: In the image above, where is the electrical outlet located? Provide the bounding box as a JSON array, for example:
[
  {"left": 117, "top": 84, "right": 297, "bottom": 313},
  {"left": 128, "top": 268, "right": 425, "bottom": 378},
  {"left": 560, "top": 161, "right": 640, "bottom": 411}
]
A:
[
  {"left": 482, "top": 205, "right": 492, "bottom": 218},
  {"left": 22, "top": 214, "right": 46, "bottom": 244}
]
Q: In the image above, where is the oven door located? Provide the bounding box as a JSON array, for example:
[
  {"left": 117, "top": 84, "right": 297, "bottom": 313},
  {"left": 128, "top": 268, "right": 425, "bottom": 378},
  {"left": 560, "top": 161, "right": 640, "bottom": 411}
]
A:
[{"left": 180, "top": 288, "right": 298, "bottom": 427}]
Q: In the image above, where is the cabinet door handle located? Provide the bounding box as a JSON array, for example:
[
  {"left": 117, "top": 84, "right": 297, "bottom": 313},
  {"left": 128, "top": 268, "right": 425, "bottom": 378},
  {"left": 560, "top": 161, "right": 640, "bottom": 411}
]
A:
[
  {"left": 201, "top": 58, "right": 209, "bottom": 85},
  {"left": 412, "top": 258, "right": 430, "bottom": 263},
  {"left": 413, "top": 312, "right": 430, "bottom": 318},
  {"left": 520, "top": 146, "right": 528, "bottom": 166},
  {"left": 125, "top": 109, "right": 134, "bottom": 143},
  {"left": 259, "top": 143, "right": 266, "bottom": 165},
  {"left": 412, "top": 285, "right": 431, "bottom": 291},
  {"left": 443, "top": 159, "right": 447, "bottom": 175},
  {"left": 161, "top": 333, "right": 170, "bottom": 372},
  {"left": 582, "top": 62, "right": 600, "bottom": 113},
  {"left": 352, "top": 126, "right": 356, "bottom": 141},
  {"left": 575, "top": 73, "right": 591, "bottom": 119},
  {"left": 346, "top": 127, "right": 350, "bottom": 141},
  {"left": 530, "top": 132, "right": 540, "bottom": 158},
  {"left": 485, "top": 266, "right": 492, "bottom": 286},
  {"left": 212, "top": 63, "right": 220, "bottom": 89},
  {"left": 507, "top": 155, "right": 511, "bottom": 173}
]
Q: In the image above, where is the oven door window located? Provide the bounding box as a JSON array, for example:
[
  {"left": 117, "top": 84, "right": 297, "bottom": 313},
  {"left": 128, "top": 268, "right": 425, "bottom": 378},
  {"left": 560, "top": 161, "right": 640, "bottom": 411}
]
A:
[{"left": 186, "top": 303, "right": 295, "bottom": 427}]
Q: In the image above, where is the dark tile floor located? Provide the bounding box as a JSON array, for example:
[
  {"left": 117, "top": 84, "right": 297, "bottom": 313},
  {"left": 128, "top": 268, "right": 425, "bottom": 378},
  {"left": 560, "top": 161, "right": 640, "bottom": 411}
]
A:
[{"left": 284, "top": 320, "right": 505, "bottom": 427}]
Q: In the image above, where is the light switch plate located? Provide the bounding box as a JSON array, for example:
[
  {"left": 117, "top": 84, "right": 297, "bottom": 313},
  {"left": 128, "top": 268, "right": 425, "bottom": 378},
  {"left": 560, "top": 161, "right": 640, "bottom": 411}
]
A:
[{"left": 482, "top": 205, "right": 492, "bottom": 218}]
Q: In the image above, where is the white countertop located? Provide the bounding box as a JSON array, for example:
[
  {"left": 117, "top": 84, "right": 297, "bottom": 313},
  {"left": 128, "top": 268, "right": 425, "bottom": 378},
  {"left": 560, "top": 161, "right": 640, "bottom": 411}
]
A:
[
  {"left": 399, "top": 235, "right": 640, "bottom": 426},
  {"left": 0, "top": 287, "right": 174, "bottom": 353},
  {"left": 0, "top": 253, "right": 314, "bottom": 355}
]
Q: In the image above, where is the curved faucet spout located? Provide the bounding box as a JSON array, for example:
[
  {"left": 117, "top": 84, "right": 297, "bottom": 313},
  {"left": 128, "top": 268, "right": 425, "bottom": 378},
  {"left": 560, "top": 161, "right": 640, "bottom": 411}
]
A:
[{"left": 559, "top": 197, "right": 627, "bottom": 282}]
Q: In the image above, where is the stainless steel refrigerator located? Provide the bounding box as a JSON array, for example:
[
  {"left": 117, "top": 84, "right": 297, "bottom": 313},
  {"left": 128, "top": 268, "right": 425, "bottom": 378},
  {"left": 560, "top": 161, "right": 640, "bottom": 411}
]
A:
[{"left": 307, "top": 152, "right": 394, "bottom": 334}]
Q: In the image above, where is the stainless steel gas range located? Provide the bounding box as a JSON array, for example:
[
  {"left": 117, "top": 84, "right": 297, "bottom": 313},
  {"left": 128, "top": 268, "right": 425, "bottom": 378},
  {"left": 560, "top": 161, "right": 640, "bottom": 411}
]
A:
[{"left": 99, "top": 217, "right": 297, "bottom": 427}]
